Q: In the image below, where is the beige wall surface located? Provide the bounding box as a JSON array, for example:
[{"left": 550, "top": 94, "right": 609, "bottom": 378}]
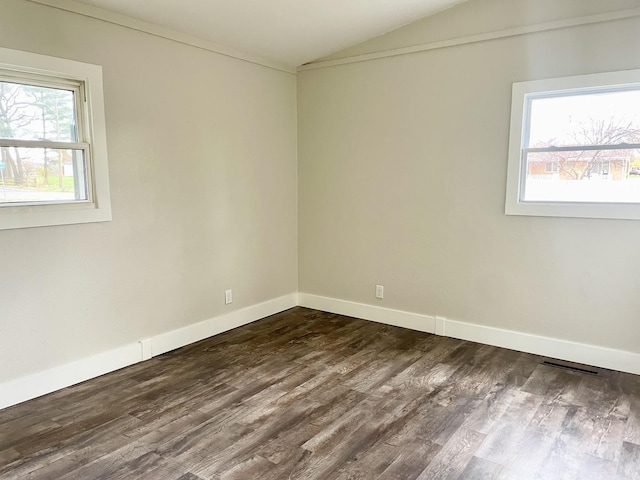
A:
[
  {"left": 298, "top": 1, "right": 640, "bottom": 352},
  {"left": 317, "top": 0, "right": 640, "bottom": 62},
  {"left": 0, "top": 0, "right": 298, "bottom": 382}
]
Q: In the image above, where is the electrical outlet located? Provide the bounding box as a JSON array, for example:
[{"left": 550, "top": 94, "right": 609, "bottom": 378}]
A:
[
  {"left": 375, "top": 285, "right": 384, "bottom": 299},
  {"left": 225, "top": 289, "right": 233, "bottom": 304}
]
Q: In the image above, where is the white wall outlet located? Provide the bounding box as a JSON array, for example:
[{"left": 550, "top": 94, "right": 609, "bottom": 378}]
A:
[
  {"left": 375, "top": 285, "right": 384, "bottom": 299},
  {"left": 225, "top": 289, "right": 233, "bottom": 304}
]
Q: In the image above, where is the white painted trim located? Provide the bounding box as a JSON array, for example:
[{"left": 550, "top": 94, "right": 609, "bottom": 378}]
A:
[
  {"left": 0, "top": 46, "right": 112, "bottom": 230},
  {"left": 139, "top": 339, "right": 152, "bottom": 361},
  {"left": 505, "top": 69, "right": 640, "bottom": 221},
  {"left": 443, "top": 317, "right": 640, "bottom": 376},
  {"left": 298, "top": 7, "right": 640, "bottom": 72},
  {"left": 298, "top": 293, "right": 436, "bottom": 333},
  {"left": 0, "top": 293, "right": 297, "bottom": 410},
  {"left": 150, "top": 293, "right": 298, "bottom": 356},
  {"left": 4, "top": 291, "right": 638, "bottom": 410},
  {"left": 435, "top": 316, "right": 446, "bottom": 336},
  {"left": 0, "top": 343, "right": 141, "bottom": 410},
  {"left": 25, "top": 0, "right": 296, "bottom": 74},
  {"left": 298, "top": 295, "right": 640, "bottom": 375}
]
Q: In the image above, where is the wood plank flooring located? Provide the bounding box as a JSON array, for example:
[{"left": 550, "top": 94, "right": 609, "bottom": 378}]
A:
[{"left": 1, "top": 307, "right": 640, "bottom": 479}]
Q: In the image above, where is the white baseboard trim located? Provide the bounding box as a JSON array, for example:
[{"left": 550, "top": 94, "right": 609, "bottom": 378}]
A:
[
  {"left": 0, "top": 343, "right": 141, "bottom": 410},
  {"left": 0, "top": 293, "right": 297, "bottom": 410},
  {"left": 150, "top": 293, "right": 298, "bottom": 356},
  {"left": 4, "top": 291, "right": 638, "bottom": 410},
  {"left": 298, "top": 293, "right": 436, "bottom": 333},
  {"left": 442, "top": 317, "right": 640, "bottom": 376},
  {"left": 297, "top": 293, "right": 640, "bottom": 375}
]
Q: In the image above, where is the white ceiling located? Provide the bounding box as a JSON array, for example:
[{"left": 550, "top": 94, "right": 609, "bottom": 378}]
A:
[{"left": 72, "top": 0, "right": 469, "bottom": 67}]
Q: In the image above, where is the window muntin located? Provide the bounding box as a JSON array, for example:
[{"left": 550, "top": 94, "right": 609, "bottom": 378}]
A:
[
  {"left": 0, "top": 46, "right": 111, "bottom": 230},
  {"left": 505, "top": 69, "right": 640, "bottom": 220}
]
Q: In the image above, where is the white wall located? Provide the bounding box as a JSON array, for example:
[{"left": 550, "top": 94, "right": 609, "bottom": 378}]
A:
[
  {"left": 317, "top": 0, "right": 640, "bottom": 62},
  {"left": 298, "top": 0, "right": 640, "bottom": 354},
  {"left": 3, "top": 0, "right": 640, "bottom": 404},
  {"left": 0, "top": 0, "right": 298, "bottom": 384}
]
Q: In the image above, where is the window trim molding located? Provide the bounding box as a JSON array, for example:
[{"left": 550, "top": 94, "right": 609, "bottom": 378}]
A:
[
  {"left": 0, "top": 47, "right": 111, "bottom": 230},
  {"left": 505, "top": 69, "right": 640, "bottom": 221}
]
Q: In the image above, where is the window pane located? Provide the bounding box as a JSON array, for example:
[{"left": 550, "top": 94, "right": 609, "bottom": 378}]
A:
[
  {"left": 0, "top": 146, "right": 87, "bottom": 204},
  {"left": 524, "top": 148, "right": 640, "bottom": 203},
  {"left": 0, "top": 81, "right": 77, "bottom": 142},
  {"left": 528, "top": 89, "right": 640, "bottom": 148}
]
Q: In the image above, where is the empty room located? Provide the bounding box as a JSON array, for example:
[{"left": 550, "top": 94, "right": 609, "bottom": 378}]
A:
[{"left": 1, "top": 0, "right": 640, "bottom": 478}]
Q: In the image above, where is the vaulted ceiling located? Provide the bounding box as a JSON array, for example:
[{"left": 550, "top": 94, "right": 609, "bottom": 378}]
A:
[{"left": 71, "top": 0, "right": 470, "bottom": 67}]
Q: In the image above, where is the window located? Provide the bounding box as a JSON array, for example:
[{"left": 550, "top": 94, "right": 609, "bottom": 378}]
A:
[
  {"left": 505, "top": 69, "right": 640, "bottom": 220},
  {"left": 0, "top": 47, "right": 111, "bottom": 230}
]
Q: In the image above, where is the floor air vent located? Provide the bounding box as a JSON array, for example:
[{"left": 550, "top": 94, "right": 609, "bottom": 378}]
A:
[{"left": 542, "top": 361, "right": 598, "bottom": 375}]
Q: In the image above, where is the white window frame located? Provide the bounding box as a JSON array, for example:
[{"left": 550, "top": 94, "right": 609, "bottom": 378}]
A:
[
  {"left": 505, "top": 69, "right": 640, "bottom": 221},
  {"left": 0, "top": 47, "right": 111, "bottom": 230}
]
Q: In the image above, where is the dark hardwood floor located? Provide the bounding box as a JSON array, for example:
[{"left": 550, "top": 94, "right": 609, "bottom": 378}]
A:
[{"left": 1, "top": 307, "right": 640, "bottom": 479}]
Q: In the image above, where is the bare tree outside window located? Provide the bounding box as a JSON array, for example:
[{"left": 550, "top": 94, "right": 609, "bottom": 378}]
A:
[
  {"left": 0, "top": 79, "right": 86, "bottom": 204},
  {"left": 522, "top": 88, "right": 640, "bottom": 203}
]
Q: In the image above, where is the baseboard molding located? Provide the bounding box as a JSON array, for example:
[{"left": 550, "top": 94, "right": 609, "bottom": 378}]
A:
[
  {"left": 442, "top": 317, "right": 640, "bottom": 376},
  {"left": 149, "top": 293, "right": 298, "bottom": 356},
  {"left": 0, "top": 293, "right": 297, "bottom": 410},
  {"left": 0, "top": 343, "right": 141, "bottom": 410},
  {"left": 4, "top": 291, "right": 638, "bottom": 410},
  {"left": 298, "top": 293, "right": 436, "bottom": 333},
  {"left": 298, "top": 293, "right": 640, "bottom": 376}
]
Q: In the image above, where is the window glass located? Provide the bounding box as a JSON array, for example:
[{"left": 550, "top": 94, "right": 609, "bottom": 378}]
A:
[
  {"left": 0, "top": 80, "right": 78, "bottom": 142},
  {"left": 506, "top": 69, "right": 640, "bottom": 220},
  {"left": 0, "top": 78, "right": 89, "bottom": 206},
  {"left": 522, "top": 89, "right": 640, "bottom": 204},
  {"left": 0, "top": 46, "right": 111, "bottom": 230},
  {"left": 0, "top": 147, "right": 87, "bottom": 204},
  {"left": 527, "top": 89, "right": 640, "bottom": 148}
]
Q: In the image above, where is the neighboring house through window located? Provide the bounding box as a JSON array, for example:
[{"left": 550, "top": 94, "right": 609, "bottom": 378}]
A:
[{"left": 505, "top": 69, "right": 640, "bottom": 220}]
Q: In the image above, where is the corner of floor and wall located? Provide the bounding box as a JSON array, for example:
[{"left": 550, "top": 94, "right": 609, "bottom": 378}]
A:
[
  {"left": 4, "top": 288, "right": 640, "bottom": 410},
  {"left": 2, "top": 0, "right": 640, "bottom": 410}
]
